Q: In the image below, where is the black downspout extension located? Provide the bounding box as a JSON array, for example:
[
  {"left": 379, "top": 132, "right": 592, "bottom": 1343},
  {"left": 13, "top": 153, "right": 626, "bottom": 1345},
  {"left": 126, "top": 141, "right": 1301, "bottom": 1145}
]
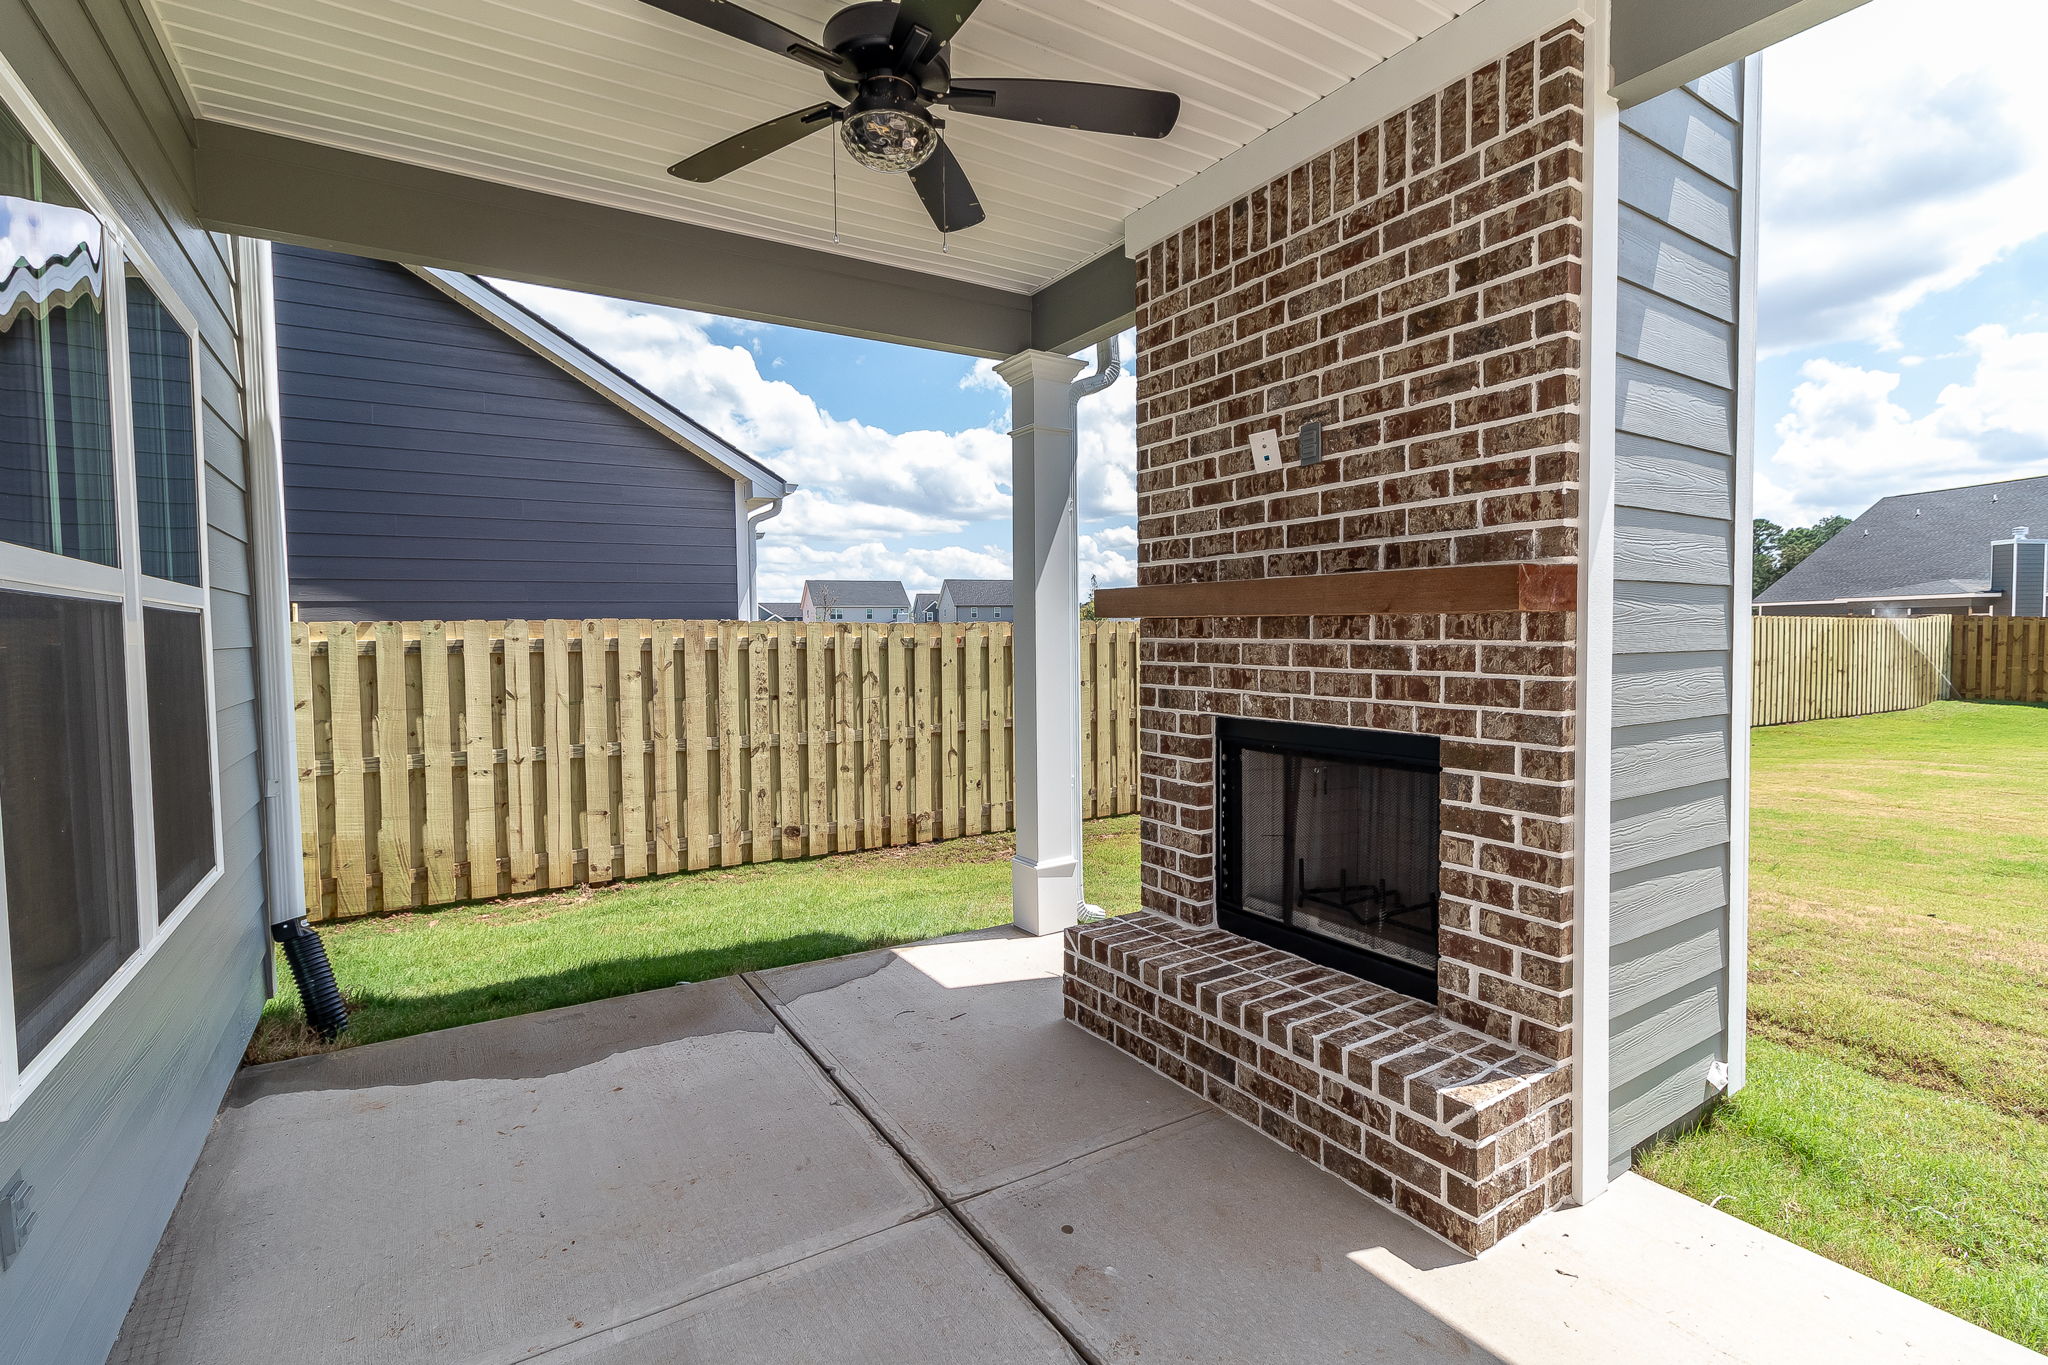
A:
[{"left": 272, "top": 916, "right": 350, "bottom": 1040}]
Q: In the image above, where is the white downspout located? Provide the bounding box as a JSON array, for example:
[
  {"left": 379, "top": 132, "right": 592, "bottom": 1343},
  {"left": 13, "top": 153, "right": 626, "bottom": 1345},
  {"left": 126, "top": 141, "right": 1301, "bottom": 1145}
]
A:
[
  {"left": 743, "top": 495, "right": 785, "bottom": 620},
  {"left": 234, "top": 238, "right": 304, "bottom": 937}
]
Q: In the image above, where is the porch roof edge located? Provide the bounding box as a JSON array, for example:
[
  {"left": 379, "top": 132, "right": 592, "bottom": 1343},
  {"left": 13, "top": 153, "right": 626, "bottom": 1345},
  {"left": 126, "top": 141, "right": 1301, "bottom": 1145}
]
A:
[{"left": 193, "top": 121, "right": 1033, "bottom": 359}]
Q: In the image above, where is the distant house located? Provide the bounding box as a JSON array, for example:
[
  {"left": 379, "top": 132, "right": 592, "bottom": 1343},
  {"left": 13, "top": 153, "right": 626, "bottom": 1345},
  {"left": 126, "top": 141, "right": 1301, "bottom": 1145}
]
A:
[
  {"left": 800, "top": 579, "right": 911, "bottom": 622},
  {"left": 913, "top": 592, "right": 939, "bottom": 622},
  {"left": 937, "top": 578, "right": 1014, "bottom": 622},
  {"left": 758, "top": 601, "right": 802, "bottom": 622},
  {"left": 1758, "top": 475, "right": 2048, "bottom": 617},
  {"left": 276, "top": 246, "right": 794, "bottom": 623}
]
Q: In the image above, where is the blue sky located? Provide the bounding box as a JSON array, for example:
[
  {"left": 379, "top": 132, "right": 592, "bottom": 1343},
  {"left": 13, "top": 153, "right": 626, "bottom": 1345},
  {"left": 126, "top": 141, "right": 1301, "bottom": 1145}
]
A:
[
  {"left": 503, "top": 0, "right": 2048, "bottom": 597},
  {"left": 1750, "top": 0, "right": 2048, "bottom": 525}
]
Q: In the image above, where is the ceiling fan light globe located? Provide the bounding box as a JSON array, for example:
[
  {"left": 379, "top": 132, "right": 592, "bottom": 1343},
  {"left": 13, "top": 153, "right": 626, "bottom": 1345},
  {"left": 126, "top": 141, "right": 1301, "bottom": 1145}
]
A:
[{"left": 840, "top": 106, "right": 938, "bottom": 173}]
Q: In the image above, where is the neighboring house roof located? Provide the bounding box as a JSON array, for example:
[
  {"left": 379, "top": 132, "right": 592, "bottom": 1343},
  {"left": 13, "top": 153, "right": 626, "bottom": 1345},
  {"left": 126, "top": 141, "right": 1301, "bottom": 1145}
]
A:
[
  {"left": 940, "top": 578, "right": 1014, "bottom": 607},
  {"left": 758, "top": 601, "right": 802, "bottom": 620},
  {"left": 913, "top": 592, "right": 938, "bottom": 618},
  {"left": 413, "top": 270, "right": 795, "bottom": 503},
  {"left": 804, "top": 579, "right": 910, "bottom": 609},
  {"left": 1758, "top": 475, "right": 2048, "bottom": 604}
]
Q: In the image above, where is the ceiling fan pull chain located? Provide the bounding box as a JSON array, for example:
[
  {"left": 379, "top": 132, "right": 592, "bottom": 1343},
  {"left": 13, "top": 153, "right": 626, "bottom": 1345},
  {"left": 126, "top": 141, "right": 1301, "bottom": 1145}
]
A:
[
  {"left": 940, "top": 143, "right": 950, "bottom": 253},
  {"left": 830, "top": 119, "right": 841, "bottom": 244}
]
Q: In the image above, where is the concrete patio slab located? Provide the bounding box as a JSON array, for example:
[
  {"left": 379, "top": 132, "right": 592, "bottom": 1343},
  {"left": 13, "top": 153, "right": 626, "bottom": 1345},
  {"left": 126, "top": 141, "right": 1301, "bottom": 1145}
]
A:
[
  {"left": 119, "top": 930, "right": 2034, "bottom": 1365},
  {"left": 536, "top": 1215, "right": 1082, "bottom": 1364},
  {"left": 117, "top": 978, "right": 937, "bottom": 1365},
  {"left": 958, "top": 1109, "right": 1507, "bottom": 1364},
  {"left": 1367, "top": 1172, "right": 2043, "bottom": 1365},
  {"left": 751, "top": 929, "right": 1206, "bottom": 1200}
]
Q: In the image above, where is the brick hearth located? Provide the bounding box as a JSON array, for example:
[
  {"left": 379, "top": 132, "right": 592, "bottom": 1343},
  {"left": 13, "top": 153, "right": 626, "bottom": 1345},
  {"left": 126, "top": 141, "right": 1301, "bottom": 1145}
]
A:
[{"left": 1064, "top": 21, "right": 1588, "bottom": 1252}]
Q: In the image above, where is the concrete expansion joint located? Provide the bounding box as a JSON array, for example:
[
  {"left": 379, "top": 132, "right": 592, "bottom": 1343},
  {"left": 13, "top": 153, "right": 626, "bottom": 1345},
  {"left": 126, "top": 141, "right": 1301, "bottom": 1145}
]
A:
[{"left": 738, "top": 972, "right": 1109, "bottom": 1365}]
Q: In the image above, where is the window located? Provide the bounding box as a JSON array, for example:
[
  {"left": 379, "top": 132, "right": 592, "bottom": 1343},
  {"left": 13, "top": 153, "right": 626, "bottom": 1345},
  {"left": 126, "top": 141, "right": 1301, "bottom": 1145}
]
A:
[
  {"left": 145, "top": 607, "right": 211, "bottom": 918},
  {"left": 0, "top": 96, "right": 217, "bottom": 1098},
  {"left": 0, "top": 112, "right": 113, "bottom": 567},
  {"left": 0, "top": 591, "right": 136, "bottom": 1061},
  {"left": 128, "top": 278, "right": 198, "bottom": 585}
]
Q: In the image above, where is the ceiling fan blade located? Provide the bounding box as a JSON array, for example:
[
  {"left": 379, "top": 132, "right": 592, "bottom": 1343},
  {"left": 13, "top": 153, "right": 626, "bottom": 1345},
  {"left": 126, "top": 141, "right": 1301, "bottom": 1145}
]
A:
[
  {"left": 941, "top": 79, "right": 1180, "bottom": 138},
  {"left": 893, "top": 0, "right": 984, "bottom": 47},
  {"left": 637, "top": 0, "right": 854, "bottom": 78},
  {"left": 908, "top": 139, "right": 986, "bottom": 234},
  {"left": 668, "top": 104, "right": 838, "bottom": 182}
]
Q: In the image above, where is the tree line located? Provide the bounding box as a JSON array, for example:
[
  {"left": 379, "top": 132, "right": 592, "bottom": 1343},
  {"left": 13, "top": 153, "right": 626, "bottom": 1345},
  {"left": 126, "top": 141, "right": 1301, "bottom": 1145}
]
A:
[{"left": 1753, "top": 515, "right": 1850, "bottom": 593}]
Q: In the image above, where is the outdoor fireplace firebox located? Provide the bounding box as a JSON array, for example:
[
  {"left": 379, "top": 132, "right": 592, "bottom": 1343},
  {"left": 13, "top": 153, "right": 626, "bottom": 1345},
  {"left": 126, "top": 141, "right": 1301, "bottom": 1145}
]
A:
[{"left": 1217, "top": 718, "right": 1441, "bottom": 1001}]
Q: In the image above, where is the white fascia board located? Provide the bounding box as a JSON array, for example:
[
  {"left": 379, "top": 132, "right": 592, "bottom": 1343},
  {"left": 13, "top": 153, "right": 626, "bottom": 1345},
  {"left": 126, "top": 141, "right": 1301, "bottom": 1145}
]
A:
[
  {"left": 414, "top": 269, "right": 796, "bottom": 501},
  {"left": 1125, "top": 0, "right": 1593, "bottom": 253}
]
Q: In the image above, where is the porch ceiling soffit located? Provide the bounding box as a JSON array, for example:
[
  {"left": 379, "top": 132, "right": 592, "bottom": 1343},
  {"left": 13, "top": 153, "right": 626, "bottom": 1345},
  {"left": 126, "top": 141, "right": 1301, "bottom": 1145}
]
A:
[{"left": 153, "top": 0, "right": 1507, "bottom": 353}]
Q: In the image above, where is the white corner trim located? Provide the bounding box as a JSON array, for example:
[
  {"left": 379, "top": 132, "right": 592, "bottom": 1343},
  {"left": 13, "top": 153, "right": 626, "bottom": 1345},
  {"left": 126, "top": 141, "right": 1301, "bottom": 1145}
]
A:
[
  {"left": 1571, "top": 0, "right": 1620, "bottom": 1207},
  {"left": 1724, "top": 54, "right": 1765, "bottom": 1097},
  {"left": 413, "top": 269, "right": 795, "bottom": 501},
  {"left": 1125, "top": 0, "right": 1594, "bottom": 253}
]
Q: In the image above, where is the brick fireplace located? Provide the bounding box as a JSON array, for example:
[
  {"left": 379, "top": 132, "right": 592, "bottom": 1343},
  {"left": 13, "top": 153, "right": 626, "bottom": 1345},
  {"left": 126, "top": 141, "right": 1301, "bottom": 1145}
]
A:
[{"left": 1070, "top": 21, "right": 1588, "bottom": 1254}]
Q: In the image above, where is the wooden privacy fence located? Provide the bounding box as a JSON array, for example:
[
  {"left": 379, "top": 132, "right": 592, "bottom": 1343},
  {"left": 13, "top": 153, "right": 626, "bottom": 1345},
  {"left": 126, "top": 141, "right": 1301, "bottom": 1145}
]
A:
[
  {"left": 1750, "top": 615, "right": 1953, "bottom": 727},
  {"left": 1953, "top": 615, "right": 2048, "bottom": 702},
  {"left": 293, "top": 619, "right": 1140, "bottom": 922}
]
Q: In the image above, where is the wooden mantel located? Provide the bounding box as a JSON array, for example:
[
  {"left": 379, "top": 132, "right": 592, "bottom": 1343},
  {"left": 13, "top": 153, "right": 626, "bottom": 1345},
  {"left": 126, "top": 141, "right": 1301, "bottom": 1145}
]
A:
[{"left": 1093, "top": 562, "right": 1577, "bottom": 619}]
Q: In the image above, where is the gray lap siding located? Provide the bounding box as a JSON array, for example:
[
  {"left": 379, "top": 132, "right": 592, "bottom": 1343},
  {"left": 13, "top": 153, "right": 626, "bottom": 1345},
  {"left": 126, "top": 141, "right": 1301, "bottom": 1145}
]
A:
[
  {"left": 0, "top": 0, "right": 270, "bottom": 1358},
  {"left": 1605, "top": 62, "right": 1749, "bottom": 1173},
  {"left": 275, "top": 245, "right": 743, "bottom": 623}
]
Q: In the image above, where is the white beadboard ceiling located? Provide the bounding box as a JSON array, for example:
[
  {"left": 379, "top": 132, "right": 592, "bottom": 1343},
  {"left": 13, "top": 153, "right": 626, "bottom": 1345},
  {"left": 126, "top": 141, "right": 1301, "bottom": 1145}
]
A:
[{"left": 145, "top": 0, "right": 1477, "bottom": 293}]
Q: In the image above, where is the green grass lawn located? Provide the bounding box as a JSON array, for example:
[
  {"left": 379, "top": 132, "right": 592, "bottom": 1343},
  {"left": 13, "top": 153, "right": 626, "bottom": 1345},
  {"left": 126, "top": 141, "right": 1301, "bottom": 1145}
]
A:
[
  {"left": 252, "top": 815, "right": 1141, "bottom": 1063},
  {"left": 1638, "top": 701, "right": 2048, "bottom": 1351}
]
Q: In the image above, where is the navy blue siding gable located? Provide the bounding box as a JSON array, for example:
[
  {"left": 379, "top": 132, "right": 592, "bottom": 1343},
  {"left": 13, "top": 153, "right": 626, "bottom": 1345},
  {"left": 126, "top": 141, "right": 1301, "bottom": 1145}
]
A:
[{"left": 276, "top": 245, "right": 742, "bottom": 621}]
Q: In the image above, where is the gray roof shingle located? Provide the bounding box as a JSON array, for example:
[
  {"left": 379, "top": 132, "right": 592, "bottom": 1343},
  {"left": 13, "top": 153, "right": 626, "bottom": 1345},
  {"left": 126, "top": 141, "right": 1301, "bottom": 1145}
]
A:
[
  {"left": 1758, "top": 475, "right": 2048, "bottom": 604},
  {"left": 940, "top": 578, "right": 1014, "bottom": 608},
  {"left": 804, "top": 579, "right": 910, "bottom": 609}
]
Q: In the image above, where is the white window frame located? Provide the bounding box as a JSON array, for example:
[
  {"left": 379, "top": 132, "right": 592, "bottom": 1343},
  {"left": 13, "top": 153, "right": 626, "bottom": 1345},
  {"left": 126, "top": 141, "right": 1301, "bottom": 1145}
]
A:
[{"left": 0, "top": 61, "right": 225, "bottom": 1117}]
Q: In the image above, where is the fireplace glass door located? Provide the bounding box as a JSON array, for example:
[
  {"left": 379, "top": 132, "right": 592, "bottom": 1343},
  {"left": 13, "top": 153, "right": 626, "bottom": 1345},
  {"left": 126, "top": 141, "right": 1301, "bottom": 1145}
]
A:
[{"left": 1218, "top": 718, "right": 1440, "bottom": 1000}]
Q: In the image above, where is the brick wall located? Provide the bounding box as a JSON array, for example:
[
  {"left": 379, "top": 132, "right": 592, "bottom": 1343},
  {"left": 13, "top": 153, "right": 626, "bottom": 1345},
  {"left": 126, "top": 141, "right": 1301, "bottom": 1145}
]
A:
[
  {"left": 1068, "top": 22, "right": 1591, "bottom": 1252},
  {"left": 1130, "top": 23, "right": 1587, "bottom": 1066}
]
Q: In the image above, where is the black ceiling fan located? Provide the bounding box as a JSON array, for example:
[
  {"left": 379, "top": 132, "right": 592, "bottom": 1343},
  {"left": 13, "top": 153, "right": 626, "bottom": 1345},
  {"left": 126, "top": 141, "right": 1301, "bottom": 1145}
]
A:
[{"left": 640, "top": 0, "right": 1181, "bottom": 234}]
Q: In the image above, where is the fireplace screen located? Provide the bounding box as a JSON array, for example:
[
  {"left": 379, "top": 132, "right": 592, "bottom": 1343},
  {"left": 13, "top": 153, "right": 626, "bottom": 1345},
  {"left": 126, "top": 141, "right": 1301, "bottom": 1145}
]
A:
[{"left": 1217, "top": 718, "right": 1440, "bottom": 1000}]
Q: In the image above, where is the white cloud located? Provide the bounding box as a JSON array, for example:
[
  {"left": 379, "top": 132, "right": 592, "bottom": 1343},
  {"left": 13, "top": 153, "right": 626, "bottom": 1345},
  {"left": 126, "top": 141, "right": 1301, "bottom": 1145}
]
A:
[
  {"left": 495, "top": 280, "right": 1139, "bottom": 595},
  {"left": 496, "top": 281, "right": 1015, "bottom": 528},
  {"left": 961, "top": 358, "right": 1005, "bottom": 393},
  {"left": 1760, "top": 0, "right": 2048, "bottom": 352},
  {"left": 1080, "top": 523, "right": 1138, "bottom": 593},
  {"left": 1760, "top": 325, "right": 2048, "bottom": 522}
]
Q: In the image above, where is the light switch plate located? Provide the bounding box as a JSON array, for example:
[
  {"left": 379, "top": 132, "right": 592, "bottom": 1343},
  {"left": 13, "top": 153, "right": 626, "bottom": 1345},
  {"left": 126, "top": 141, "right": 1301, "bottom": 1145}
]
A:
[{"left": 1249, "top": 429, "right": 1283, "bottom": 471}]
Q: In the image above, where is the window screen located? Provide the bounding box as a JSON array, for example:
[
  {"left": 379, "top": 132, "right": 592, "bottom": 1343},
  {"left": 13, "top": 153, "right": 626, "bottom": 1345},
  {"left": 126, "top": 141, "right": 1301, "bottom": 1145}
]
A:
[
  {"left": 146, "top": 606, "right": 212, "bottom": 918},
  {"left": 0, "top": 104, "right": 116, "bottom": 567},
  {"left": 0, "top": 588, "right": 137, "bottom": 1061},
  {"left": 128, "top": 279, "right": 199, "bottom": 585}
]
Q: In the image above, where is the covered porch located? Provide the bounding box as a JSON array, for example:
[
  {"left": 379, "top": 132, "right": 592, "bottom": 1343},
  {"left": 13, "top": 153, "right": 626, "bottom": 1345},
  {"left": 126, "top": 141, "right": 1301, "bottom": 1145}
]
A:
[{"left": 0, "top": 0, "right": 1989, "bottom": 1359}]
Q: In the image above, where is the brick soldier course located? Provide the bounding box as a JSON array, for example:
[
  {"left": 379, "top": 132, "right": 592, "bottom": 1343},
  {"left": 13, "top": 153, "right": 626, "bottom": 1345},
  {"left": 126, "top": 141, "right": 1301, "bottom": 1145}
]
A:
[{"left": 1065, "top": 21, "right": 1589, "bottom": 1253}]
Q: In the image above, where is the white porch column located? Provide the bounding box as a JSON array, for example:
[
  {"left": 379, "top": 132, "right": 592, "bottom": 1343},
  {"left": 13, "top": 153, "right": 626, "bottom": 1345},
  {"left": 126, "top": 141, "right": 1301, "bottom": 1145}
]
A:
[{"left": 998, "top": 349, "right": 1091, "bottom": 935}]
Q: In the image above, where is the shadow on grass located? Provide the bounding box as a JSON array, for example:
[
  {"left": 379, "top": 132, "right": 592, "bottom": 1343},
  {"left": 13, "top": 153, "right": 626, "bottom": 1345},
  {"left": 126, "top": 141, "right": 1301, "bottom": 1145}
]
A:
[{"left": 248, "top": 928, "right": 882, "bottom": 1065}]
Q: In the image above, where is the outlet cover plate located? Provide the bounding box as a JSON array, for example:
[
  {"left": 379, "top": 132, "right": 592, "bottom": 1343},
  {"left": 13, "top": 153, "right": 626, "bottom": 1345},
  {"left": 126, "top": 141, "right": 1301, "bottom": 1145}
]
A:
[{"left": 1249, "top": 429, "right": 1283, "bottom": 471}]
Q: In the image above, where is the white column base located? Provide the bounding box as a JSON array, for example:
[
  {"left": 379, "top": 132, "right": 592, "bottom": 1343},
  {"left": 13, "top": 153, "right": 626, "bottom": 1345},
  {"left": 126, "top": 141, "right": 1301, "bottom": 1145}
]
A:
[{"left": 1011, "top": 854, "right": 1083, "bottom": 936}]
